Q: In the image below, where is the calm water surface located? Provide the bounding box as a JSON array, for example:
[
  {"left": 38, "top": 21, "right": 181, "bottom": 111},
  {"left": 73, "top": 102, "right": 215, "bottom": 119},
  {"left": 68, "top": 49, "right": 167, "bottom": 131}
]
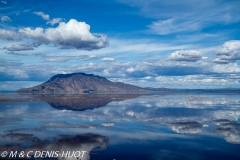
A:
[{"left": 0, "top": 93, "right": 240, "bottom": 160}]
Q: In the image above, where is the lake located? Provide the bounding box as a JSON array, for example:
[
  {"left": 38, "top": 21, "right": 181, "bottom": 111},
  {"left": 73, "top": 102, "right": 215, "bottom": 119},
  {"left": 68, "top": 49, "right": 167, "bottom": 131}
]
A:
[{"left": 0, "top": 93, "right": 240, "bottom": 160}]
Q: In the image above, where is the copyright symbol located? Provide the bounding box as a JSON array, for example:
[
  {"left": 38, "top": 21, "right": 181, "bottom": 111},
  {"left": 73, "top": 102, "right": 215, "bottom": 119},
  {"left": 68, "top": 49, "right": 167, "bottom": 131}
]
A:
[{"left": 1, "top": 151, "right": 8, "bottom": 157}]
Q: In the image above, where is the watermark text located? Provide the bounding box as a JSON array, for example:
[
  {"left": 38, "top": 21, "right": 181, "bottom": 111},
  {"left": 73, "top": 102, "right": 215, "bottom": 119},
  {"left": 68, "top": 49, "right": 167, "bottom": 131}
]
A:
[{"left": 1, "top": 150, "right": 87, "bottom": 158}]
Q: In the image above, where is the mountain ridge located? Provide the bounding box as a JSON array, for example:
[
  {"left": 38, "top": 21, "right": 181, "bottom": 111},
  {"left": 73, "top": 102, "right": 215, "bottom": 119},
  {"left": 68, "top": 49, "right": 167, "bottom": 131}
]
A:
[{"left": 17, "top": 72, "right": 150, "bottom": 94}]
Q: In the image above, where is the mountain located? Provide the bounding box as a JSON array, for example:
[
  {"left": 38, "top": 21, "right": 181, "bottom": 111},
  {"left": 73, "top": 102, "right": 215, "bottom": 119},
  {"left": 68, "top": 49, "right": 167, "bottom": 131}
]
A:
[{"left": 17, "top": 73, "right": 150, "bottom": 94}]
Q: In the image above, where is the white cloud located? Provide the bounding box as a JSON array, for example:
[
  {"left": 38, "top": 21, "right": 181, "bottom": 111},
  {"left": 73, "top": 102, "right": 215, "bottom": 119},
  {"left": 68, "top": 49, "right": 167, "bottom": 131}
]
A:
[
  {"left": 0, "top": 81, "right": 41, "bottom": 91},
  {"left": 120, "top": 0, "right": 240, "bottom": 35},
  {"left": 40, "top": 55, "right": 97, "bottom": 62},
  {"left": 19, "top": 19, "right": 108, "bottom": 50},
  {"left": 213, "top": 58, "right": 230, "bottom": 64},
  {"left": 0, "top": 29, "right": 20, "bottom": 40},
  {"left": 33, "top": 11, "right": 62, "bottom": 26},
  {"left": 126, "top": 67, "right": 135, "bottom": 73},
  {"left": 142, "top": 76, "right": 151, "bottom": 80},
  {"left": 1, "top": 1, "right": 7, "bottom": 4},
  {"left": 47, "top": 18, "right": 63, "bottom": 26},
  {"left": 126, "top": 111, "right": 134, "bottom": 116},
  {"left": 106, "top": 39, "right": 190, "bottom": 54},
  {"left": 1, "top": 35, "right": 192, "bottom": 57},
  {"left": 6, "top": 44, "right": 34, "bottom": 51},
  {"left": 0, "top": 58, "right": 23, "bottom": 67},
  {"left": 169, "top": 50, "right": 202, "bottom": 62},
  {"left": 1, "top": 15, "right": 11, "bottom": 22},
  {"left": 33, "top": 11, "right": 50, "bottom": 20},
  {"left": 101, "top": 57, "right": 115, "bottom": 62},
  {"left": 42, "top": 56, "right": 78, "bottom": 62},
  {"left": 214, "top": 40, "right": 240, "bottom": 64},
  {"left": 1, "top": 55, "right": 240, "bottom": 88},
  {"left": 216, "top": 40, "right": 240, "bottom": 55},
  {"left": 101, "top": 122, "right": 115, "bottom": 127},
  {"left": 148, "top": 18, "right": 200, "bottom": 35}
]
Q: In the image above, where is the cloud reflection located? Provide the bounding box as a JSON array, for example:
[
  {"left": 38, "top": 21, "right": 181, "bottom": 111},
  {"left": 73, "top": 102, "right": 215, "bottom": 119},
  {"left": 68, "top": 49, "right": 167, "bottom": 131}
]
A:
[
  {"left": 0, "top": 93, "right": 240, "bottom": 144},
  {"left": 1, "top": 133, "right": 109, "bottom": 160},
  {"left": 214, "top": 119, "right": 240, "bottom": 144},
  {"left": 169, "top": 121, "right": 203, "bottom": 134}
]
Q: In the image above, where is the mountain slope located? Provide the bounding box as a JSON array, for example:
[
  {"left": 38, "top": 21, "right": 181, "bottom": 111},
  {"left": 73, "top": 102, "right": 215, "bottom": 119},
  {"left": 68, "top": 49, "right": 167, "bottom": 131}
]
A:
[{"left": 17, "top": 73, "right": 149, "bottom": 93}]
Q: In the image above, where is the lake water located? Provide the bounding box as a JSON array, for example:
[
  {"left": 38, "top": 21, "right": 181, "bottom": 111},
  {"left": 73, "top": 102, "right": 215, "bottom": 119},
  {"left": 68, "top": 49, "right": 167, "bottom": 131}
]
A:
[{"left": 0, "top": 93, "right": 240, "bottom": 160}]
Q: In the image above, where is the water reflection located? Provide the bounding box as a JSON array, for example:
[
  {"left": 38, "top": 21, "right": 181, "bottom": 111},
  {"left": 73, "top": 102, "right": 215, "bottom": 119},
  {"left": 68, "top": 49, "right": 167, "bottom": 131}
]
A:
[
  {"left": 169, "top": 121, "right": 203, "bottom": 134},
  {"left": 1, "top": 133, "right": 108, "bottom": 160},
  {"left": 214, "top": 119, "right": 240, "bottom": 144},
  {"left": 0, "top": 93, "right": 240, "bottom": 159},
  {"left": 38, "top": 94, "right": 139, "bottom": 111}
]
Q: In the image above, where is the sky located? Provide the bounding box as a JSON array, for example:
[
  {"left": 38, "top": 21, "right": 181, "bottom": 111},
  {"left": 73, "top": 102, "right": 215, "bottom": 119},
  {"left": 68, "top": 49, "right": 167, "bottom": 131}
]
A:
[{"left": 0, "top": 0, "right": 240, "bottom": 90}]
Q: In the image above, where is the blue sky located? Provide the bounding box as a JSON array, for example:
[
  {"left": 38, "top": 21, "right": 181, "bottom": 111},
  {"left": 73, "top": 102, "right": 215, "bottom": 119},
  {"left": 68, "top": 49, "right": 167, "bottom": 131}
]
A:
[{"left": 0, "top": 0, "right": 240, "bottom": 90}]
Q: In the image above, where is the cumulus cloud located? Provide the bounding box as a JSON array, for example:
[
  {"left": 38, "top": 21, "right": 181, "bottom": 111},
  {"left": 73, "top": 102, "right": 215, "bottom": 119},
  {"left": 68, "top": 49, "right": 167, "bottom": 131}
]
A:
[
  {"left": 1, "top": 15, "right": 11, "bottom": 22},
  {"left": 19, "top": 19, "right": 108, "bottom": 50},
  {"left": 1, "top": 56, "right": 239, "bottom": 88},
  {"left": 214, "top": 40, "right": 240, "bottom": 64},
  {"left": 169, "top": 50, "right": 202, "bottom": 62},
  {"left": 1, "top": 38, "right": 239, "bottom": 89},
  {"left": 0, "top": 29, "right": 20, "bottom": 40},
  {"left": 33, "top": 11, "right": 50, "bottom": 20},
  {"left": 47, "top": 18, "right": 62, "bottom": 26},
  {"left": 6, "top": 44, "right": 34, "bottom": 51},
  {"left": 101, "top": 57, "right": 115, "bottom": 62},
  {"left": 169, "top": 121, "right": 203, "bottom": 134}
]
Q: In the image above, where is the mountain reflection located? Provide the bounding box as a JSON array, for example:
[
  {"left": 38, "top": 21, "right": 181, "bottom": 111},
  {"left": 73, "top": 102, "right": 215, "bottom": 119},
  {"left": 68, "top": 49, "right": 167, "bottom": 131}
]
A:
[{"left": 35, "top": 94, "right": 140, "bottom": 111}]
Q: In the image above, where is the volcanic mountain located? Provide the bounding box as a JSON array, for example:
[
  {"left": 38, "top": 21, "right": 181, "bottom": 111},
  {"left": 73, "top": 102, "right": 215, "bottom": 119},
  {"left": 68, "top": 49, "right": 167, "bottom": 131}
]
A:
[{"left": 17, "top": 73, "right": 150, "bottom": 94}]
